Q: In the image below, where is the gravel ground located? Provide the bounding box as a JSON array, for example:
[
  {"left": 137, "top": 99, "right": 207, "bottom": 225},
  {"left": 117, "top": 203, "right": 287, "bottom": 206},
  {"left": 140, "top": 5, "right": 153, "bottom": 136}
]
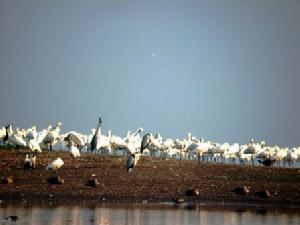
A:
[{"left": 1, "top": 148, "right": 300, "bottom": 208}]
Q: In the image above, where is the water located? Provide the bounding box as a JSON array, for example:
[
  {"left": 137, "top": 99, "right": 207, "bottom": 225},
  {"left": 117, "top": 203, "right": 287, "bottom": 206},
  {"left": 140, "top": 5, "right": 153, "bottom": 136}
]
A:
[{"left": 0, "top": 203, "right": 299, "bottom": 225}]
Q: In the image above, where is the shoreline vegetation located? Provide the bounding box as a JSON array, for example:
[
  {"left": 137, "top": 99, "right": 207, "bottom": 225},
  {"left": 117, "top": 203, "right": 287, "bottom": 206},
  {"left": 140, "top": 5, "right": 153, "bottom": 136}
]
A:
[{"left": 0, "top": 148, "right": 300, "bottom": 208}]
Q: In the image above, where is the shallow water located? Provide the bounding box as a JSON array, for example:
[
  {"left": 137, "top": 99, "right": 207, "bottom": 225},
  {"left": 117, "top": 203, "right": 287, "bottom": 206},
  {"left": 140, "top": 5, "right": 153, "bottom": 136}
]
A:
[{"left": 0, "top": 203, "right": 299, "bottom": 225}]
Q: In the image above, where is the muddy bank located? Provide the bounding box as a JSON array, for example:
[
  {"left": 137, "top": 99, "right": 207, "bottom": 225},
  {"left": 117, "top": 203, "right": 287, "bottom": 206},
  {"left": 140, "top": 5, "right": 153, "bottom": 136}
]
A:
[{"left": 0, "top": 149, "right": 300, "bottom": 208}]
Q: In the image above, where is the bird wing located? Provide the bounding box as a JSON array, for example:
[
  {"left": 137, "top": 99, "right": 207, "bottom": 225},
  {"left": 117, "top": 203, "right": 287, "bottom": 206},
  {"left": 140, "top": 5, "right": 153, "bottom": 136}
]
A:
[{"left": 141, "top": 134, "right": 150, "bottom": 152}]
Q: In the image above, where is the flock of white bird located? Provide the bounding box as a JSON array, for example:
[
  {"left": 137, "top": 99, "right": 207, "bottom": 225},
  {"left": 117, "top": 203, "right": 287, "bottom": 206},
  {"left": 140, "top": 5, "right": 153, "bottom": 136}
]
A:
[{"left": 1, "top": 119, "right": 300, "bottom": 168}]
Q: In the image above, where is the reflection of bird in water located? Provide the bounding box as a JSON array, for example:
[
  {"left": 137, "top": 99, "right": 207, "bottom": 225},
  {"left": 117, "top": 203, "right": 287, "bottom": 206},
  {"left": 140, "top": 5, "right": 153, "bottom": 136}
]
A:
[{"left": 127, "top": 153, "right": 141, "bottom": 172}]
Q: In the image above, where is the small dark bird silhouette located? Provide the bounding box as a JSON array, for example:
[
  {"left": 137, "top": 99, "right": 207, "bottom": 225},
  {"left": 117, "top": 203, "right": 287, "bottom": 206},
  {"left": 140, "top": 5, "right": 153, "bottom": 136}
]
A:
[
  {"left": 258, "top": 158, "right": 276, "bottom": 167},
  {"left": 185, "top": 188, "right": 200, "bottom": 196},
  {"left": 231, "top": 186, "right": 250, "bottom": 195},
  {"left": 46, "top": 176, "right": 64, "bottom": 184},
  {"left": 141, "top": 133, "right": 151, "bottom": 153},
  {"left": 127, "top": 154, "right": 135, "bottom": 172},
  {"left": 255, "top": 190, "right": 272, "bottom": 199},
  {"left": 3, "top": 125, "right": 11, "bottom": 144},
  {"left": 6, "top": 216, "right": 19, "bottom": 221},
  {"left": 85, "top": 179, "right": 100, "bottom": 188}
]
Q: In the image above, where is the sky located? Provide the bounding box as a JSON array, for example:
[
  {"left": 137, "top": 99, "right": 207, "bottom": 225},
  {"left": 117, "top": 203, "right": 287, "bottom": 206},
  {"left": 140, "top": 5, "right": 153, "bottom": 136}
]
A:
[{"left": 1, "top": 0, "right": 300, "bottom": 147}]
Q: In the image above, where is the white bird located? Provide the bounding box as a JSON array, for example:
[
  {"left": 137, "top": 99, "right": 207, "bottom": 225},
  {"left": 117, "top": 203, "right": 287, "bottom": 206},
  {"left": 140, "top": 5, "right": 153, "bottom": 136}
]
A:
[
  {"left": 26, "top": 125, "right": 37, "bottom": 140},
  {"left": 110, "top": 134, "right": 127, "bottom": 151},
  {"left": 98, "top": 130, "right": 112, "bottom": 154},
  {"left": 46, "top": 158, "right": 64, "bottom": 170},
  {"left": 0, "top": 126, "right": 6, "bottom": 143},
  {"left": 43, "top": 122, "right": 62, "bottom": 150},
  {"left": 36, "top": 125, "right": 52, "bottom": 145},
  {"left": 6, "top": 125, "right": 27, "bottom": 148},
  {"left": 70, "top": 144, "right": 80, "bottom": 158},
  {"left": 27, "top": 139, "right": 42, "bottom": 152}
]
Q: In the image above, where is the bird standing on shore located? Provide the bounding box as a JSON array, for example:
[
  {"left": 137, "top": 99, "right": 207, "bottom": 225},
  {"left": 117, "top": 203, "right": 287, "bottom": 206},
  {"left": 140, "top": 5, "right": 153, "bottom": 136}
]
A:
[
  {"left": 141, "top": 133, "right": 152, "bottom": 153},
  {"left": 258, "top": 158, "right": 276, "bottom": 167},
  {"left": 90, "top": 117, "right": 103, "bottom": 152},
  {"left": 64, "top": 133, "right": 85, "bottom": 151},
  {"left": 43, "top": 122, "right": 62, "bottom": 150},
  {"left": 46, "top": 158, "right": 64, "bottom": 170},
  {"left": 24, "top": 154, "right": 36, "bottom": 171},
  {"left": 127, "top": 153, "right": 141, "bottom": 172}
]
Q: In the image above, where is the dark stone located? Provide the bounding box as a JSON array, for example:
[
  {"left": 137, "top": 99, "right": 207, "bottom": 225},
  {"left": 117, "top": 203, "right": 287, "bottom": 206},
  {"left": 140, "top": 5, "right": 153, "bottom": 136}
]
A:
[{"left": 47, "top": 176, "right": 64, "bottom": 184}]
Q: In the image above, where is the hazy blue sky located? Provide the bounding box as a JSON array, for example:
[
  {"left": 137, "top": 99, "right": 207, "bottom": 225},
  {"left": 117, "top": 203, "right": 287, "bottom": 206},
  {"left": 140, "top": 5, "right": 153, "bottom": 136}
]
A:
[{"left": 1, "top": 0, "right": 300, "bottom": 147}]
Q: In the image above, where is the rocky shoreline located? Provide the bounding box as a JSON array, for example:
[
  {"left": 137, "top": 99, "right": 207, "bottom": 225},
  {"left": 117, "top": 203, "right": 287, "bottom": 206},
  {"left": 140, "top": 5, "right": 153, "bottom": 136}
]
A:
[{"left": 1, "top": 149, "right": 300, "bottom": 208}]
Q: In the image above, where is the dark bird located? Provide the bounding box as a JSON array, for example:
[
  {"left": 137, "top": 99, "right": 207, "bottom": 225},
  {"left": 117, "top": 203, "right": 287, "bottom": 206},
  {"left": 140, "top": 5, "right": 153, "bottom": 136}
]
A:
[
  {"left": 85, "top": 179, "right": 100, "bottom": 188},
  {"left": 255, "top": 190, "right": 272, "bottom": 199},
  {"left": 23, "top": 154, "right": 36, "bottom": 171},
  {"left": 231, "top": 186, "right": 250, "bottom": 195},
  {"left": 6, "top": 216, "right": 19, "bottom": 221},
  {"left": 185, "top": 188, "right": 200, "bottom": 196},
  {"left": 258, "top": 158, "right": 276, "bottom": 167},
  {"left": 3, "top": 125, "right": 11, "bottom": 144},
  {"left": 127, "top": 154, "right": 135, "bottom": 172},
  {"left": 90, "top": 117, "right": 103, "bottom": 152},
  {"left": 46, "top": 175, "right": 64, "bottom": 184},
  {"left": 141, "top": 133, "right": 151, "bottom": 153},
  {"left": 64, "top": 133, "right": 85, "bottom": 150},
  {"left": 127, "top": 153, "right": 141, "bottom": 172}
]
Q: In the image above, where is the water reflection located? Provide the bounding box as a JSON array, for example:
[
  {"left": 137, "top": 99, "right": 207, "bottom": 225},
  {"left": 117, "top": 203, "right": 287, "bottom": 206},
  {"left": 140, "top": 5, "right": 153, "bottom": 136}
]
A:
[{"left": 0, "top": 204, "right": 299, "bottom": 225}]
